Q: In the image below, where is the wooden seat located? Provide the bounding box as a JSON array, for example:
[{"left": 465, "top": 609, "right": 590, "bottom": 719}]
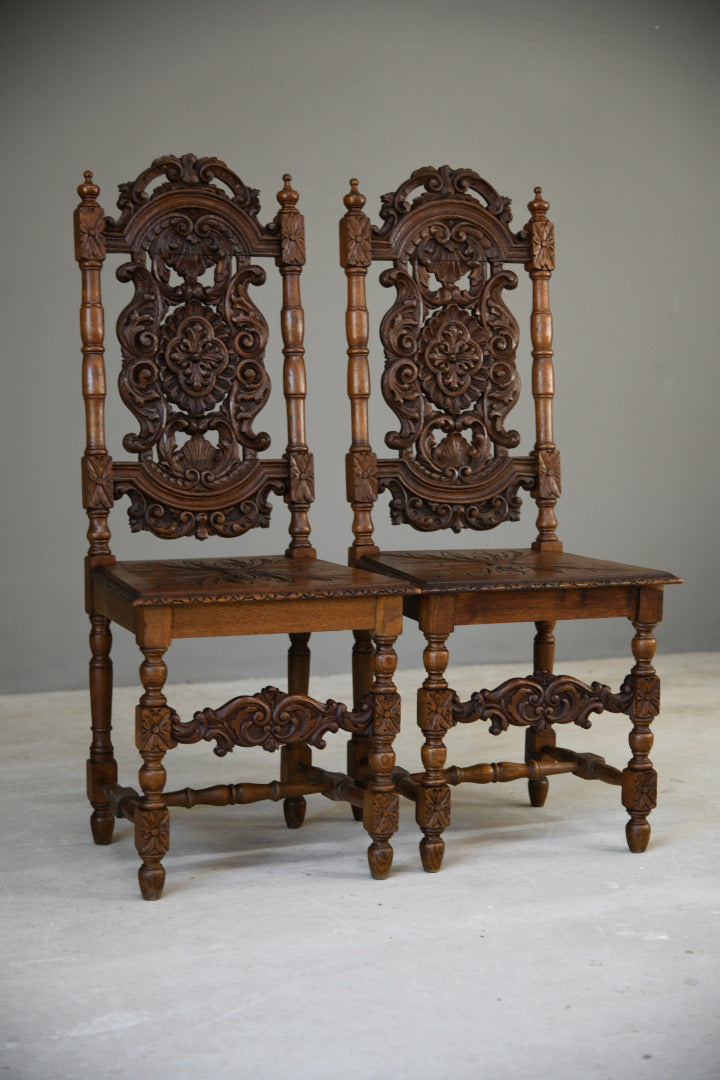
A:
[
  {"left": 340, "top": 166, "right": 681, "bottom": 872},
  {"left": 75, "top": 155, "right": 411, "bottom": 898}
]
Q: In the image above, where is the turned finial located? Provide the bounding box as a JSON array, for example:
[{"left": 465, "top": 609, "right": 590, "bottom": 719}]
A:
[
  {"left": 277, "top": 173, "right": 299, "bottom": 209},
  {"left": 344, "top": 178, "right": 366, "bottom": 211},
  {"left": 528, "top": 185, "right": 549, "bottom": 217},
  {"left": 78, "top": 170, "right": 100, "bottom": 201}
]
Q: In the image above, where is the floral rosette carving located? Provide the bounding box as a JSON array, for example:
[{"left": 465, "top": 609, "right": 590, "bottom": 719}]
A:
[
  {"left": 417, "top": 304, "right": 490, "bottom": 414},
  {"left": 158, "top": 300, "right": 236, "bottom": 417}
]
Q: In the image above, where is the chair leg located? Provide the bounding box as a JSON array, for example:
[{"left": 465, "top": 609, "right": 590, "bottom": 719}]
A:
[
  {"left": 365, "top": 632, "right": 401, "bottom": 879},
  {"left": 135, "top": 646, "right": 172, "bottom": 901},
  {"left": 282, "top": 633, "right": 311, "bottom": 829},
  {"left": 348, "top": 629, "right": 374, "bottom": 821},
  {"left": 417, "top": 630, "right": 453, "bottom": 872},
  {"left": 623, "top": 619, "right": 660, "bottom": 853},
  {"left": 87, "top": 614, "right": 117, "bottom": 844},
  {"left": 526, "top": 620, "right": 556, "bottom": 808}
]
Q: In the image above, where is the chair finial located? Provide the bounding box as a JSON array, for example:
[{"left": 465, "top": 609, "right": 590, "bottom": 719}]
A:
[
  {"left": 78, "top": 170, "right": 100, "bottom": 201},
  {"left": 277, "top": 173, "right": 299, "bottom": 210},
  {"left": 528, "top": 185, "right": 549, "bottom": 217},
  {"left": 344, "top": 178, "right": 366, "bottom": 211}
]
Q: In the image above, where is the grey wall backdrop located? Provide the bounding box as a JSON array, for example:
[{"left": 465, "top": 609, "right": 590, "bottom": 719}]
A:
[{"left": 1, "top": 0, "right": 717, "bottom": 694}]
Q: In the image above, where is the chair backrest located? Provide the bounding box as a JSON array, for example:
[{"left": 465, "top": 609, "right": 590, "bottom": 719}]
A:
[
  {"left": 340, "top": 165, "right": 561, "bottom": 561},
  {"left": 75, "top": 154, "right": 314, "bottom": 565}
]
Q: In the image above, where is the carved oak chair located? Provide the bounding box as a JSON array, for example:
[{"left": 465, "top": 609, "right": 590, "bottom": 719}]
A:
[
  {"left": 340, "top": 166, "right": 681, "bottom": 873},
  {"left": 75, "top": 154, "right": 411, "bottom": 899}
]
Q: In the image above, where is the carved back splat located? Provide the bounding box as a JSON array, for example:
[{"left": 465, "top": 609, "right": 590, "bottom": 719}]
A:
[
  {"left": 77, "top": 155, "right": 313, "bottom": 549},
  {"left": 341, "top": 166, "right": 560, "bottom": 546}
]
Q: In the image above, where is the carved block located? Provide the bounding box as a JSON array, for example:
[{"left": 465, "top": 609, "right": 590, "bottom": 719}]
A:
[
  {"left": 530, "top": 219, "right": 555, "bottom": 270},
  {"left": 535, "top": 447, "right": 561, "bottom": 500},
  {"left": 419, "top": 686, "right": 455, "bottom": 734},
  {"left": 347, "top": 450, "right": 378, "bottom": 505},
  {"left": 134, "top": 805, "right": 170, "bottom": 859},
  {"left": 340, "top": 214, "right": 372, "bottom": 268},
  {"left": 373, "top": 692, "right": 401, "bottom": 738},
  {"left": 622, "top": 769, "right": 657, "bottom": 813},
  {"left": 287, "top": 450, "right": 314, "bottom": 505},
  {"left": 632, "top": 674, "right": 661, "bottom": 719},
  {"left": 365, "top": 791, "right": 399, "bottom": 837},
  {"left": 416, "top": 784, "right": 451, "bottom": 831},
  {"left": 82, "top": 453, "right": 114, "bottom": 511},
  {"left": 74, "top": 202, "right": 105, "bottom": 262},
  {"left": 279, "top": 211, "right": 306, "bottom": 266},
  {"left": 136, "top": 705, "right": 177, "bottom": 753}
]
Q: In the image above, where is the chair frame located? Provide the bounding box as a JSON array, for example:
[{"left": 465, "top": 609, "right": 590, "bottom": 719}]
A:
[
  {"left": 340, "top": 166, "right": 680, "bottom": 871},
  {"left": 75, "top": 156, "right": 409, "bottom": 898}
]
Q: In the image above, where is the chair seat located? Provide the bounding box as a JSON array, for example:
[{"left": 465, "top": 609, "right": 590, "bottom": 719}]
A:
[
  {"left": 93, "top": 555, "right": 416, "bottom": 607},
  {"left": 359, "top": 549, "right": 681, "bottom": 593}
]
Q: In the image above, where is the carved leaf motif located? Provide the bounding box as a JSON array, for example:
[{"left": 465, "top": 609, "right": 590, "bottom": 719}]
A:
[
  {"left": 137, "top": 705, "right": 178, "bottom": 752},
  {"left": 452, "top": 672, "right": 634, "bottom": 736},
  {"left": 342, "top": 214, "right": 372, "bottom": 268},
  {"left": 373, "top": 693, "right": 401, "bottom": 737},
  {"left": 531, "top": 220, "right": 555, "bottom": 270},
  {"left": 83, "top": 454, "right": 114, "bottom": 510},
  {"left": 287, "top": 450, "right": 314, "bottom": 505},
  {"left": 134, "top": 807, "right": 170, "bottom": 858},
  {"left": 280, "top": 212, "right": 306, "bottom": 266},
  {"left": 159, "top": 300, "right": 235, "bottom": 417},
  {"left": 418, "top": 304, "right": 489, "bottom": 414},
  {"left": 75, "top": 204, "right": 105, "bottom": 261},
  {"left": 418, "top": 785, "right": 451, "bottom": 830},
  {"left": 633, "top": 675, "right": 661, "bottom": 719},
  {"left": 172, "top": 687, "right": 372, "bottom": 754},
  {"left": 349, "top": 450, "right": 378, "bottom": 504},
  {"left": 366, "top": 792, "right": 399, "bottom": 837},
  {"left": 624, "top": 770, "right": 657, "bottom": 812},
  {"left": 536, "top": 447, "right": 561, "bottom": 499}
]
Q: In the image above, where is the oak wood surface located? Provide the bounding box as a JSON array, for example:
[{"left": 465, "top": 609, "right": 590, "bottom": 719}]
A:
[{"left": 341, "top": 165, "right": 681, "bottom": 872}]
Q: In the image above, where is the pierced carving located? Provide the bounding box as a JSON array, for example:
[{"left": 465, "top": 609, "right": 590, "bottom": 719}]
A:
[
  {"left": 378, "top": 221, "right": 525, "bottom": 530},
  {"left": 377, "top": 166, "right": 515, "bottom": 234},
  {"left": 172, "top": 687, "right": 373, "bottom": 755},
  {"left": 452, "top": 672, "right": 634, "bottom": 736}
]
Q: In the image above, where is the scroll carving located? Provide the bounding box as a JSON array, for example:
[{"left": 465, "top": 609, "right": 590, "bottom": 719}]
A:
[
  {"left": 452, "top": 672, "right": 634, "bottom": 736},
  {"left": 171, "top": 687, "right": 373, "bottom": 754},
  {"left": 375, "top": 171, "right": 530, "bottom": 532},
  {"left": 109, "top": 159, "right": 286, "bottom": 539}
]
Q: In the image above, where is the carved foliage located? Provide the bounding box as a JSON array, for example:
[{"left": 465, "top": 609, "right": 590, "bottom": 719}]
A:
[
  {"left": 286, "top": 450, "right": 314, "bottom": 505},
  {"left": 535, "top": 447, "right": 562, "bottom": 500},
  {"left": 114, "top": 195, "right": 279, "bottom": 537},
  {"left": 171, "top": 686, "right": 373, "bottom": 755},
  {"left": 417, "top": 785, "right": 451, "bottom": 831},
  {"left": 347, "top": 450, "right": 378, "bottom": 505},
  {"left": 75, "top": 203, "right": 105, "bottom": 261},
  {"left": 452, "top": 672, "right": 634, "bottom": 736},
  {"left": 530, "top": 219, "right": 555, "bottom": 271},
  {"left": 379, "top": 205, "right": 525, "bottom": 530},
  {"left": 377, "top": 166, "right": 514, "bottom": 234},
  {"left": 82, "top": 453, "right": 114, "bottom": 510}
]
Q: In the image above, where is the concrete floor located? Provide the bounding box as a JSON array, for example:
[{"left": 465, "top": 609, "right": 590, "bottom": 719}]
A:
[{"left": 1, "top": 652, "right": 718, "bottom": 1080}]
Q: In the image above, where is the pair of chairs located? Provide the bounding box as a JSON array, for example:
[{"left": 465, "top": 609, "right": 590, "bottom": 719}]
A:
[{"left": 75, "top": 154, "right": 680, "bottom": 899}]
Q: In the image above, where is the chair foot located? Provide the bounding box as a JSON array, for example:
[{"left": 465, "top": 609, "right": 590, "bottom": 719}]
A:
[
  {"left": 367, "top": 841, "right": 393, "bottom": 879},
  {"left": 626, "top": 815, "right": 651, "bottom": 853},
  {"left": 90, "top": 809, "right": 115, "bottom": 845},
  {"left": 528, "top": 776, "right": 549, "bottom": 808},
  {"left": 283, "top": 796, "right": 307, "bottom": 829},
  {"left": 351, "top": 804, "right": 364, "bottom": 822},
  {"left": 420, "top": 836, "right": 445, "bottom": 873},
  {"left": 138, "top": 864, "right": 165, "bottom": 901}
]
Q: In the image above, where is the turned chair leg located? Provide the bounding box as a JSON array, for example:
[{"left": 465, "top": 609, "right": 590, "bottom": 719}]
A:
[
  {"left": 135, "top": 645, "right": 173, "bottom": 901},
  {"left": 365, "top": 633, "right": 401, "bottom": 879},
  {"left": 87, "top": 614, "right": 117, "bottom": 844},
  {"left": 348, "top": 629, "right": 374, "bottom": 822},
  {"left": 526, "top": 620, "right": 557, "bottom": 808},
  {"left": 282, "top": 633, "right": 312, "bottom": 829},
  {"left": 623, "top": 619, "right": 660, "bottom": 853},
  {"left": 417, "top": 630, "right": 453, "bottom": 873}
]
